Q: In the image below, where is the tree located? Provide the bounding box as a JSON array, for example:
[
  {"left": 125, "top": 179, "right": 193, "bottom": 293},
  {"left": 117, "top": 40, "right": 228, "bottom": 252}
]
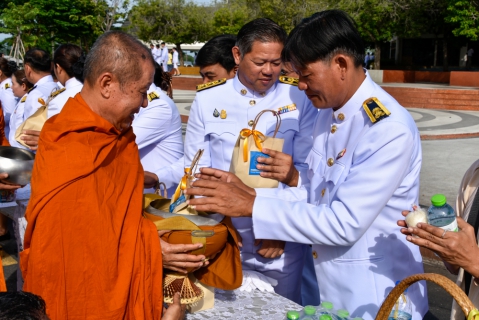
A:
[
  {"left": 445, "top": 0, "right": 479, "bottom": 40},
  {"left": 213, "top": 0, "right": 251, "bottom": 35},
  {"left": 128, "top": 0, "right": 214, "bottom": 65}
]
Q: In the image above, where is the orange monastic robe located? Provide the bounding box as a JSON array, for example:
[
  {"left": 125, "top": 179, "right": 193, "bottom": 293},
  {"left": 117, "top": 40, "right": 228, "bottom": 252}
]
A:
[{"left": 21, "top": 94, "right": 163, "bottom": 319}]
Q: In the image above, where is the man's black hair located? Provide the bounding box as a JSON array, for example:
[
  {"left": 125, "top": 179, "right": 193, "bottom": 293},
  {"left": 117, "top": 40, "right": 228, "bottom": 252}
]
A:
[
  {"left": 282, "top": 10, "right": 365, "bottom": 68},
  {"left": 236, "top": 18, "right": 286, "bottom": 57},
  {"left": 196, "top": 34, "right": 237, "bottom": 73},
  {"left": 0, "top": 291, "right": 49, "bottom": 320},
  {"left": 24, "top": 48, "right": 52, "bottom": 73}
]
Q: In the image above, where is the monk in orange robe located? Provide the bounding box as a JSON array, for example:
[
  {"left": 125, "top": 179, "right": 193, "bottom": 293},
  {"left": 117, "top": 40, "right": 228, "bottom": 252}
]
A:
[{"left": 20, "top": 31, "right": 184, "bottom": 319}]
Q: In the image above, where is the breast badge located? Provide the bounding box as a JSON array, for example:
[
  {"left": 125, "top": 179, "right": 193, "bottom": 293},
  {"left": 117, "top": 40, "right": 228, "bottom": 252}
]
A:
[
  {"left": 336, "top": 149, "right": 346, "bottom": 160},
  {"left": 277, "top": 103, "right": 297, "bottom": 115},
  {"left": 213, "top": 109, "right": 220, "bottom": 118},
  {"left": 220, "top": 110, "right": 227, "bottom": 119}
]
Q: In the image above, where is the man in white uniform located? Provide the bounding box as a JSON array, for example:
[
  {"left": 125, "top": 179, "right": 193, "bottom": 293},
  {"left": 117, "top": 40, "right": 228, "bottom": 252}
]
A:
[
  {"left": 183, "top": 18, "right": 318, "bottom": 303},
  {"left": 185, "top": 10, "right": 428, "bottom": 319},
  {"left": 154, "top": 44, "right": 162, "bottom": 66},
  {"left": 22, "top": 49, "right": 58, "bottom": 120},
  {"left": 160, "top": 42, "right": 169, "bottom": 71}
]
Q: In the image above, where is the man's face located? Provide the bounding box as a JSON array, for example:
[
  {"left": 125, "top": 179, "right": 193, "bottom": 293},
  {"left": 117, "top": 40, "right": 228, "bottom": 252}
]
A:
[
  {"left": 233, "top": 41, "right": 283, "bottom": 93},
  {"left": 295, "top": 58, "right": 347, "bottom": 110},
  {"left": 106, "top": 61, "right": 154, "bottom": 131},
  {"left": 199, "top": 63, "right": 236, "bottom": 84}
]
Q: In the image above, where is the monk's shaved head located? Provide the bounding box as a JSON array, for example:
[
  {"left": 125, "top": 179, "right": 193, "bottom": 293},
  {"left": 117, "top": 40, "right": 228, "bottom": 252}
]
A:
[{"left": 83, "top": 31, "right": 154, "bottom": 89}]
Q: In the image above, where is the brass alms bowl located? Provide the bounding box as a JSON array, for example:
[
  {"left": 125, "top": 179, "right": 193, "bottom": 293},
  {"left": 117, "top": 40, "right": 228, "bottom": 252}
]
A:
[{"left": 0, "top": 146, "right": 35, "bottom": 186}]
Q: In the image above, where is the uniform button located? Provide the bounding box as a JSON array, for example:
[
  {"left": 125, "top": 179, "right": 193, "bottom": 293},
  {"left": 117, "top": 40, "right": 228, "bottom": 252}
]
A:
[
  {"left": 248, "top": 120, "right": 254, "bottom": 127},
  {"left": 338, "top": 113, "right": 345, "bottom": 121},
  {"left": 327, "top": 158, "right": 334, "bottom": 167},
  {"left": 312, "top": 251, "right": 318, "bottom": 259},
  {"left": 260, "top": 92, "right": 266, "bottom": 97},
  {"left": 331, "top": 125, "right": 337, "bottom": 134},
  {"left": 321, "top": 189, "right": 325, "bottom": 197},
  {"left": 249, "top": 100, "right": 256, "bottom": 106},
  {"left": 241, "top": 89, "right": 247, "bottom": 95}
]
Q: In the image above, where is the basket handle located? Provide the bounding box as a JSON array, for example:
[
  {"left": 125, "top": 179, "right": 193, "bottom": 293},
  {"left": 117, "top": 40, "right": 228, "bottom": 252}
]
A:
[
  {"left": 155, "top": 182, "right": 168, "bottom": 198},
  {"left": 375, "top": 273, "right": 477, "bottom": 320},
  {"left": 251, "top": 109, "right": 281, "bottom": 138}
]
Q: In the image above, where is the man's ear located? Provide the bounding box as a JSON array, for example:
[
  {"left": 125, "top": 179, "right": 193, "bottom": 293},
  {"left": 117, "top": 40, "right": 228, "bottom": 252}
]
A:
[
  {"left": 232, "top": 46, "right": 242, "bottom": 65},
  {"left": 98, "top": 72, "right": 114, "bottom": 98},
  {"left": 333, "top": 54, "right": 349, "bottom": 81}
]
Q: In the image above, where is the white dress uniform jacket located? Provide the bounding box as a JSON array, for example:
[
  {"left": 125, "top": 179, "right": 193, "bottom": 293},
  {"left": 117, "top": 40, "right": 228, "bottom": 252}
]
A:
[
  {"left": 47, "top": 77, "right": 83, "bottom": 119},
  {"left": 0, "top": 77, "right": 17, "bottom": 138},
  {"left": 173, "top": 51, "right": 179, "bottom": 68},
  {"left": 251, "top": 73, "right": 428, "bottom": 319},
  {"left": 9, "top": 93, "right": 28, "bottom": 149},
  {"left": 23, "top": 75, "right": 57, "bottom": 120},
  {"left": 133, "top": 83, "right": 184, "bottom": 196},
  {"left": 161, "top": 47, "right": 169, "bottom": 66},
  {"left": 184, "top": 74, "right": 318, "bottom": 303},
  {"left": 152, "top": 48, "right": 161, "bottom": 66}
]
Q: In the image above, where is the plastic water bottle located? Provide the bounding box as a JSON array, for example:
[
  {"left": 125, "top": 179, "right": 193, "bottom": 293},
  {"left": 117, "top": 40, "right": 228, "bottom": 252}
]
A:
[
  {"left": 427, "top": 194, "right": 458, "bottom": 232},
  {"left": 286, "top": 310, "right": 301, "bottom": 320},
  {"left": 388, "top": 282, "right": 412, "bottom": 320},
  {"left": 336, "top": 309, "right": 350, "bottom": 320},
  {"left": 317, "top": 301, "right": 334, "bottom": 316},
  {"left": 300, "top": 305, "right": 317, "bottom": 319}
]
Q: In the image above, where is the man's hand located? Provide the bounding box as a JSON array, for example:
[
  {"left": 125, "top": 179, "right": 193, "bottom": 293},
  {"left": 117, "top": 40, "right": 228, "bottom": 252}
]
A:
[
  {"left": 256, "top": 148, "right": 299, "bottom": 187},
  {"left": 20, "top": 130, "right": 41, "bottom": 151},
  {"left": 185, "top": 179, "right": 255, "bottom": 217},
  {"left": 194, "top": 167, "right": 255, "bottom": 196},
  {"left": 144, "top": 171, "right": 159, "bottom": 189},
  {"left": 255, "top": 239, "right": 285, "bottom": 258},
  {"left": 159, "top": 230, "right": 209, "bottom": 273},
  {"left": 0, "top": 173, "right": 22, "bottom": 190},
  {"left": 162, "top": 292, "right": 186, "bottom": 320}
]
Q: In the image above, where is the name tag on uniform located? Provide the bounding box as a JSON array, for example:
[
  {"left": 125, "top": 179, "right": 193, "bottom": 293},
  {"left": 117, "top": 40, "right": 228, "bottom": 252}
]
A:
[
  {"left": 277, "top": 103, "right": 297, "bottom": 115},
  {"left": 249, "top": 151, "right": 269, "bottom": 175}
]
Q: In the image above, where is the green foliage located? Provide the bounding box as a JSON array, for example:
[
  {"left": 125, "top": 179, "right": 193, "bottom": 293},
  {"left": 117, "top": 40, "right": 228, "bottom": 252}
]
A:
[
  {"left": 213, "top": 1, "right": 251, "bottom": 35},
  {"left": 446, "top": 0, "right": 479, "bottom": 40}
]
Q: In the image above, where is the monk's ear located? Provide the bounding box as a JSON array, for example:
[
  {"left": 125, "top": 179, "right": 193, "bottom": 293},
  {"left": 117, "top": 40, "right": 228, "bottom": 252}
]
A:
[{"left": 98, "top": 72, "right": 114, "bottom": 98}]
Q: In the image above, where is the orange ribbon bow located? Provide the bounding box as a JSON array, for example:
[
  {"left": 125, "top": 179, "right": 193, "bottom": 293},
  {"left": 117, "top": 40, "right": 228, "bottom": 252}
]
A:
[{"left": 240, "top": 129, "right": 266, "bottom": 162}]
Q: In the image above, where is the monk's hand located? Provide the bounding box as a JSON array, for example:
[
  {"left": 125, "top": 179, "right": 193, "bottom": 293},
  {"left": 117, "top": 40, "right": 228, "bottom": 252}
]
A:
[
  {"left": 194, "top": 167, "right": 255, "bottom": 195},
  {"left": 144, "top": 171, "right": 159, "bottom": 189},
  {"left": 162, "top": 292, "right": 186, "bottom": 320},
  {"left": 257, "top": 148, "right": 299, "bottom": 187},
  {"left": 21, "top": 129, "right": 41, "bottom": 151},
  {"left": 158, "top": 230, "right": 209, "bottom": 273},
  {"left": 185, "top": 179, "right": 255, "bottom": 217},
  {"left": 255, "top": 239, "right": 285, "bottom": 259},
  {"left": 0, "top": 173, "right": 21, "bottom": 190},
  {"left": 403, "top": 217, "right": 479, "bottom": 277}
]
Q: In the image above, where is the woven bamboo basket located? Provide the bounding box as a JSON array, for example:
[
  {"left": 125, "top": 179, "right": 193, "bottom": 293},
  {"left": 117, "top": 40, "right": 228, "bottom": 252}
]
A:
[{"left": 376, "top": 273, "right": 478, "bottom": 320}]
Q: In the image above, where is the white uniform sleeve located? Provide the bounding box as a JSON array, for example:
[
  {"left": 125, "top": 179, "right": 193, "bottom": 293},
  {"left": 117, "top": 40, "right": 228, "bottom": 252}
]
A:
[
  {"left": 184, "top": 97, "right": 212, "bottom": 169},
  {"left": 252, "top": 121, "right": 415, "bottom": 246},
  {"left": 23, "top": 91, "right": 43, "bottom": 120},
  {"left": 154, "top": 156, "right": 186, "bottom": 189},
  {"left": 133, "top": 101, "right": 171, "bottom": 150}
]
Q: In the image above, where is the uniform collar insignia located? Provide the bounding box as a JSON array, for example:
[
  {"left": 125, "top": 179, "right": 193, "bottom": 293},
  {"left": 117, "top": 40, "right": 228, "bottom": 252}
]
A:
[
  {"left": 336, "top": 149, "right": 346, "bottom": 160},
  {"left": 279, "top": 75, "right": 299, "bottom": 86},
  {"left": 362, "top": 97, "right": 391, "bottom": 123},
  {"left": 20, "top": 95, "right": 27, "bottom": 103},
  {"left": 4, "top": 83, "right": 10, "bottom": 89},
  {"left": 196, "top": 78, "right": 226, "bottom": 92},
  {"left": 28, "top": 85, "right": 37, "bottom": 93},
  {"left": 50, "top": 87, "right": 66, "bottom": 99},
  {"left": 147, "top": 91, "right": 160, "bottom": 102}
]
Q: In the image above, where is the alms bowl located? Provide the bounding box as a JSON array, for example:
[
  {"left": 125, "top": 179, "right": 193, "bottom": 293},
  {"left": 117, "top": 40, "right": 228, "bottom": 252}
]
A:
[{"left": 0, "top": 146, "right": 35, "bottom": 186}]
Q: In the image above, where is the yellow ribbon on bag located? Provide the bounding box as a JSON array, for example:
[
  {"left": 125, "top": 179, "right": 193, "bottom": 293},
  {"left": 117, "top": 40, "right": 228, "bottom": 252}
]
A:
[
  {"left": 172, "top": 167, "right": 191, "bottom": 204},
  {"left": 240, "top": 129, "right": 266, "bottom": 162},
  {"left": 468, "top": 309, "right": 479, "bottom": 320}
]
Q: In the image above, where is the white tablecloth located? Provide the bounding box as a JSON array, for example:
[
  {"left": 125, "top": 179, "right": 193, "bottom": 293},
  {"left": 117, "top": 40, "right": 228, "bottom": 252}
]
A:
[{"left": 186, "top": 289, "right": 302, "bottom": 319}]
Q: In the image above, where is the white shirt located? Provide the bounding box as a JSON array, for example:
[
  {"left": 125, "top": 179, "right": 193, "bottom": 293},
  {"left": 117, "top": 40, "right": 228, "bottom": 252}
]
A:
[
  {"left": 9, "top": 93, "right": 28, "bottom": 149},
  {"left": 47, "top": 77, "right": 83, "bottom": 119},
  {"left": 161, "top": 47, "right": 169, "bottom": 65},
  {"left": 173, "top": 51, "right": 179, "bottom": 64},
  {"left": 251, "top": 73, "right": 428, "bottom": 319},
  {"left": 0, "top": 77, "right": 17, "bottom": 139},
  {"left": 23, "top": 75, "right": 58, "bottom": 120},
  {"left": 133, "top": 83, "right": 184, "bottom": 197}
]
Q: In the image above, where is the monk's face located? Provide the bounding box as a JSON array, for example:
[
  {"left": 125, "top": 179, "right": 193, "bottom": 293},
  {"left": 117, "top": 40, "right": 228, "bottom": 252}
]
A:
[{"left": 109, "top": 61, "right": 154, "bottom": 131}]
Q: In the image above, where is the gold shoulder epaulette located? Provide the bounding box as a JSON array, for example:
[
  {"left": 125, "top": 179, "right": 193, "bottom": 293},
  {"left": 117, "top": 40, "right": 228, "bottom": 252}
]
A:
[
  {"left": 147, "top": 91, "right": 160, "bottom": 102},
  {"left": 50, "top": 87, "right": 66, "bottom": 99},
  {"left": 196, "top": 78, "right": 226, "bottom": 92},
  {"left": 363, "top": 97, "right": 391, "bottom": 123},
  {"left": 279, "top": 76, "right": 299, "bottom": 86},
  {"left": 5, "top": 83, "right": 10, "bottom": 89},
  {"left": 20, "top": 95, "right": 27, "bottom": 103}
]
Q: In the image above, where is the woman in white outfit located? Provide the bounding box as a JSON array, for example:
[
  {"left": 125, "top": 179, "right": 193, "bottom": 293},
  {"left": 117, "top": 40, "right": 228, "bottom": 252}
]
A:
[
  {"left": 172, "top": 47, "right": 180, "bottom": 76},
  {"left": 0, "top": 58, "right": 19, "bottom": 138}
]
